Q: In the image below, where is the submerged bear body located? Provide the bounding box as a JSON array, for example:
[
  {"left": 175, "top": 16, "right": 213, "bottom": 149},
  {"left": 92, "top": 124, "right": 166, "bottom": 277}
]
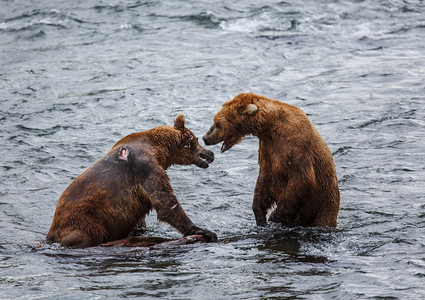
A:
[
  {"left": 203, "top": 93, "right": 340, "bottom": 227},
  {"left": 47, "top": 115, "right": 216, "bottom": 248}
]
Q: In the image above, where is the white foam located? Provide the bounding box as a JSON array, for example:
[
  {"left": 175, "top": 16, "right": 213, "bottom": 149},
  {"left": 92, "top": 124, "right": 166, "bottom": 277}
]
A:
[
  {"left": 219, "top": 13, "right": 283, "bottom": 33},
  {"left": 120, "top": 23, "right": 133, "bottom": 30},
  {"left": 0, "top": 22, "right": 8, "bottom": 30}
]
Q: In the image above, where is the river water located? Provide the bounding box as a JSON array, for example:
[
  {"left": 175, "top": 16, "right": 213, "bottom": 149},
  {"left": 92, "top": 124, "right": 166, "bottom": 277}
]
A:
[{"left": 1, "top": 0, "right": 425, "bottom": 299}]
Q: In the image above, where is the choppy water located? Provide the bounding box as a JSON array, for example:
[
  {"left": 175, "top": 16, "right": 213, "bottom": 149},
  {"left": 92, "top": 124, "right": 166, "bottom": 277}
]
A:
[{"left": 1, "top": 0, "right": 425, "bottom": 299}]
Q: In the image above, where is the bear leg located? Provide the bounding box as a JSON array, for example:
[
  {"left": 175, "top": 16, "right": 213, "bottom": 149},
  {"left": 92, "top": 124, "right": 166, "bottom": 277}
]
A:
[
  {"left": 312, "top": 211, "right": 338, "bottom": 227},
  {"left": 267, "top": 209, "right": 280, "bottom": 223},
  {"left": 59, "top": 229, "right": 94, "bottom": 248},
  {"left": 252, "top": 174, "right": 274, "bottom": 226}
]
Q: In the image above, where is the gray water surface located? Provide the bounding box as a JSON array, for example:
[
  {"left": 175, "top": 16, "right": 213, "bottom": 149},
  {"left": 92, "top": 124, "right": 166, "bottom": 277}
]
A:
[{"left": 1, "top": 0, "right": 425, "bottom": 299}]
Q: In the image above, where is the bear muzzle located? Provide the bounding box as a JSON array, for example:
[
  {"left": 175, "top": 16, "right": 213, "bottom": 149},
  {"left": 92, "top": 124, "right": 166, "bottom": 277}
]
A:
[
  {"left": 202, "top": 135, "right": 214, "bottom": 145},
  {"left": 197, "top": 148, "right": 214, "bottom": 168}
]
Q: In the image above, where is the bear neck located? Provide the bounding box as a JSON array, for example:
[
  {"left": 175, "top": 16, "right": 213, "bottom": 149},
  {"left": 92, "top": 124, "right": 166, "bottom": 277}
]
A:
[
  {"left": 146, "top": 127, "right": 180, "bottom": 170},
  {"left": 251, "top": 98, "right": 287, "bottom": 139},
  {"left": 249, "top": 109, "right": 277, "bottom": 138}
]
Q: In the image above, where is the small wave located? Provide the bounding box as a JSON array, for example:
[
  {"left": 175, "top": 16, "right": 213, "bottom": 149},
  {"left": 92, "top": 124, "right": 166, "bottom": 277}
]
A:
[
  {"left": 150, "top": 11, "right": 221, "bottom": 29},
  {"left": 0, "top": 9, "right": 81, "bottom": 32},
  {"left": 387, "top": 24, "right": 425, "bottom": 35},
  {"left": 179, "top": 11, "right": 221, "bottom": 29},
  {"left": 120, "top": 23, "right": 133, "bottom": 30},
  {"left": 350, "top": 109, "right": 417, "bottom": 129},
  {"left": 93, "top": 4, "right": 125, "bottom": 13},
  {"left": 85, "top": 87, "right": 127, "bottom": 96},
  {"left": 219, "top": 12, "right": 288, "bottom": 33},
  {"left": 333, "top": 146, "right": 352, "bottom": 157},
  {"left": 0, "top": 19, "right": 65, "bottom": 33},
  {"left": 118, "top": 23, "right": 144, "bottom": 32},
  {"left": 14, "top": 124, "right": 68, "bottom": 137}
]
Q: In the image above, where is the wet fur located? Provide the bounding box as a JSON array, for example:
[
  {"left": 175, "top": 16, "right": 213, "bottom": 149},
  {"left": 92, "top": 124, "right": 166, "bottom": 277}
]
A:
[
  {"left": 46, "top": 115, "right": 216, "bottom": 248},
  {"left": 203, "top": 93, "right": 340, "bottom": 227}
]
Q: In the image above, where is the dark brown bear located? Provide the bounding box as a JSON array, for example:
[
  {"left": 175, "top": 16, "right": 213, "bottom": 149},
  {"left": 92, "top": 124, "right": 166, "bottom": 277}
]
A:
[
  {"left": 46, "top": 115, "right": 217, "bottom": 248},
  {"left": 203, "top": 93, "right": 340, "bottom": 227}
]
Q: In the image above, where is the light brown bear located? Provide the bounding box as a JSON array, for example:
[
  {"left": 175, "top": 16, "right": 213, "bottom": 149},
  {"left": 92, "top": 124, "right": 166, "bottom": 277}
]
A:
[
  {"left": 203, "top": 92, "right": 340, "bottom": 227},
  {"left": 46, "top": 115, "right": 217, "bottom": 248}
]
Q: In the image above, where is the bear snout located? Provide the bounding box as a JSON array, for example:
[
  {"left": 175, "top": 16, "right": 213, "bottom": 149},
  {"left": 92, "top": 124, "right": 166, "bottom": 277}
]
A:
[
  {"left": 203, "top": 125, "right": 217, "bottom": 145},
  {"left": 196, "top": 148, "right": 214, "bottom": 169},
  {"left": 202, "top": 135, "right": 213, "bottom": 145},
  {"left": 199, "top": 149, "right": 214, "bottom": 164},
  {"left": 203, "top": 124, "right": 225, "bottom": 146}
]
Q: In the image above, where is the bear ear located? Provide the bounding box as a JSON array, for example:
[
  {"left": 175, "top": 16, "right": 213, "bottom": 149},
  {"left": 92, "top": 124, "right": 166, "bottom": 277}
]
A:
[
  {"left": 118, "top": 146, "right": 129, "bottom": 161},
  {"left": 174, "top": 114, "right": 186, "bottom": 131},
  {"left": 242, "top": 103, "right": 258, "bottom": 115}
]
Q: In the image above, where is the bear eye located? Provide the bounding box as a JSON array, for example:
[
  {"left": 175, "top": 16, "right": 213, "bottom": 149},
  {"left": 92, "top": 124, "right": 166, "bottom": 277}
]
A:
[
  {"left": 183, "top": 134, "right": 196, "bottom": 150},
  {"left": 215, "top": 122, "right": 222, "bottom": 129},
  {"left": 189, "top": 136, "right": 197, "bottom": 150}
]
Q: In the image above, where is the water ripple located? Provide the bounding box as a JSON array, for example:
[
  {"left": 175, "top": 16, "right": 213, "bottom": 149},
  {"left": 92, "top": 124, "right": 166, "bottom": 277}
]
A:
[{"left": 1, "top": 0, "right": 425, "bottom": 299}]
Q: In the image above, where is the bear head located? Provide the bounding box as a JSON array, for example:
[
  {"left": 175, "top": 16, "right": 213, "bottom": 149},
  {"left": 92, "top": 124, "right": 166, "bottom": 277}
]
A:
[
  {"left": 172, "top": 114, "right": 215, "bottom": 168},
  {"left": 203, "top": 93, "right": 259, "bottom": 153}
]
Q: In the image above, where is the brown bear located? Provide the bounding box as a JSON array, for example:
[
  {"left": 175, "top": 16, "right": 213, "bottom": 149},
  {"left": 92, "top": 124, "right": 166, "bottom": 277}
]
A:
[
  {"left": 203, "top": 92, "right": 340, "bottom": 227},
  {"left": 46, "top": 115, "right": 217, "bottom": 248}
]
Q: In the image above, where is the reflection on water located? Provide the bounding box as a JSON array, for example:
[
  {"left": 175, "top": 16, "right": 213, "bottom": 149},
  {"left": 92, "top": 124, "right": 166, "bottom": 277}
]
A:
[{"left": 1, "top": 0, "right": 425, "bottom": 298}]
